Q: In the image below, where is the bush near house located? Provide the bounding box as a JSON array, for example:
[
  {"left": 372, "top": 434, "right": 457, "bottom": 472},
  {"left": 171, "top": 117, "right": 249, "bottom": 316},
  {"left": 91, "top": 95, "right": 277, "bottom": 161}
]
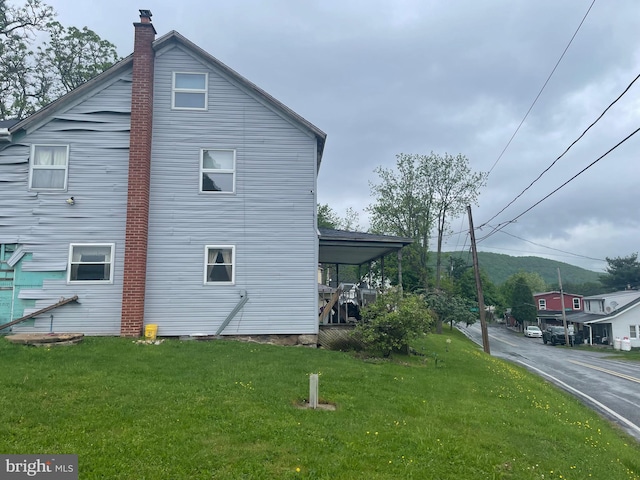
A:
[{"left": 353, "top": 290, "right": 433, "bottom": 356}]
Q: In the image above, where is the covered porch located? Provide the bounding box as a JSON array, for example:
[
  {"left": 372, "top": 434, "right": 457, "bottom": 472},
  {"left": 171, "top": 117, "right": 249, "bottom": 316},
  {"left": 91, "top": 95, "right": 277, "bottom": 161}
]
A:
[{"left": 317, "top": 228, "right": 412, "bottom": 343}]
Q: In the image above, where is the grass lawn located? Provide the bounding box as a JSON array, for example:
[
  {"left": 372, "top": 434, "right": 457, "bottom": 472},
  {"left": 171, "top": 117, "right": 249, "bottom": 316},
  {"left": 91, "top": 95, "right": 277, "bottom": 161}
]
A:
[{"left": 1, "top": 331, "right": 639, "bottom": 479}]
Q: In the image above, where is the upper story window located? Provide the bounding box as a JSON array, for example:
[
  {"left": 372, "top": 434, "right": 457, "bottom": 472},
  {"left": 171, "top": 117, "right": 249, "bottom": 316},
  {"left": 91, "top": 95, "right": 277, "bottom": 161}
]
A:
[
  {"left": 29, "top": 145, "right": 69, "bottom": 191},
  {"left": 172, "top": 72, "right": 208, "bottom": 110},
  {"left": 573, "top": 298, "right": 580, "bottom": 310},
  {"left": 205, "top": 245, "right": 235, "bottom": 284},
  {"left": 538, "top": 299, "right": 546, "bottom": 310},
  {"left": 201, "top": 149, "right": 235, "bottom": 193},
  {"left": 68, "top": 244, "right": 114, "bottom": 283}
]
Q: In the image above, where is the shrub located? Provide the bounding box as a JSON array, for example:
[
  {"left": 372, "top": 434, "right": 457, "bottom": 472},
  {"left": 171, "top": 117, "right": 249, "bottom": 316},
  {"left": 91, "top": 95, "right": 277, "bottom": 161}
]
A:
[{"left": 353, "top": 290, "right": 433, "bottom": 356}]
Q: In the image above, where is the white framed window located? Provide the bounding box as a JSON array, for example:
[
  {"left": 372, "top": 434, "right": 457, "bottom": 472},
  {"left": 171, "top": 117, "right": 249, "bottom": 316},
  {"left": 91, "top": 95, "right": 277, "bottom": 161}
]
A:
[
  {"left": 573, "top": 298, "right": 580, "bottom": 310},
  {"left": 201, "top": 149, "right": 235, "bottom": 193},
  {"left": 68, "top": 244, "right": 114, "bottom": 283},
  {"left": 29, "top": 145, "right": 69, "bottom": 191},
  {"left": 538, "top": 299, "right": 546, "bottom": 310},
  {"left": 205, "top": 245, "right": 235, "bottom": 284},
  {"left": 630, "top": 325, "right": 637, "bottom": 339},
  {"left": 172, "top": 72, "right": 208, "bottom": 110}
]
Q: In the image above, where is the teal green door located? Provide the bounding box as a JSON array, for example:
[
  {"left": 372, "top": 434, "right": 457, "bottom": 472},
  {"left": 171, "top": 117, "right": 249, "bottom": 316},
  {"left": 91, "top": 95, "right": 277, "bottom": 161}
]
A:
[{"left": 0, "top": 245, "right": 16, "bottom": 324}]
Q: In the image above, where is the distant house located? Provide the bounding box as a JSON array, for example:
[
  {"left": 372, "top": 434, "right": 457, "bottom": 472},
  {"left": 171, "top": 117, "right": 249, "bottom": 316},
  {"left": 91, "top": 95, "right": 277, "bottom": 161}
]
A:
[
  {"left": 534, "top": 291, "right": 583, "bottom": 313},
  {"left": 580, "top": 290, "right": 640, "bottom": 347},
  {"left": 0, "top": 11, "right": 328, "bottom": 343}
]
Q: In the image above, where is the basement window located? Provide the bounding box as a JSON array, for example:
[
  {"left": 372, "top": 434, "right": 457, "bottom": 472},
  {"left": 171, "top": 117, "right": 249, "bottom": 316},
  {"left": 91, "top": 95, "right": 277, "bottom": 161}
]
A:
[
  {"left": 68, "top": 244, "right": 114, "bottom": 283},
  {"left": 29, "top": 145, "right": 69, "bottom": 191},
  {"left": 172, "top": 72, "right": 208, "bottom": 110},
  {"left": 205, "top": 246, "right": 235, "bottom": 284},
  {"left": 201, "top": 149, "right": 235, "bottom": 193}
]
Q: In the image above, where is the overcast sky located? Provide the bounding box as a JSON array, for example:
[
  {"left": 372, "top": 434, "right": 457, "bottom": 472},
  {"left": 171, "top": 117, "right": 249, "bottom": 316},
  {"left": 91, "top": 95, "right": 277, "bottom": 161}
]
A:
[{"left": 44, "top": 0, "right": 640, "bottom": 272}]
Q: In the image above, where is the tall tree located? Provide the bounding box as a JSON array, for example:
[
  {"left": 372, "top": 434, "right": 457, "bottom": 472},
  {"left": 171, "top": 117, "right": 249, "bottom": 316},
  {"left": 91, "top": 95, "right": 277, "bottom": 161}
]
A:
[
  {"left": 431, "top": 153, "right": 486, "bottom": 289},
  {"left": 599, "top": 253, "right": 640, "bottom": 291},
  {"left": 367, "top": 153, "right": 485, "bottom": 293},
  {"left": 501, "top": 271, "right": 547, "bottom": 308},
  {"left": 510, "top": 281, "right": 537, "bottom": 325},
  {"left": 0, "top": 0, "right": 118, "bottom": 120},
  {"left": 367, "top": 153, "right": 437, "bottom": 291}
]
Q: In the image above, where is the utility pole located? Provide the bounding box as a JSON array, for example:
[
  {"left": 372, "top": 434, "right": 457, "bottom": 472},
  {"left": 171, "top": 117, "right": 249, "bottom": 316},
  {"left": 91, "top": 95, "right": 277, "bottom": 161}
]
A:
[
  {"left": 557, "top": 268, "right": 571, "bottom": 346},
  {"left": 467, "top": 205, "right": 490, "bottom": 354}
]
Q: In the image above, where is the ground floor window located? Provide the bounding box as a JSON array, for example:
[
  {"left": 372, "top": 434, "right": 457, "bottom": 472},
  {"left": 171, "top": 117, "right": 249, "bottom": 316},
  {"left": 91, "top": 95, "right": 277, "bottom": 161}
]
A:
[
  {"left": 68, "top": 244, "right": 114, "bottom": 283},
  {"left": 630, "top": 325, "right": 638, "bottom": 339},
  {"left": 205, "top": 245, "right": 235, "bottom": 284}
]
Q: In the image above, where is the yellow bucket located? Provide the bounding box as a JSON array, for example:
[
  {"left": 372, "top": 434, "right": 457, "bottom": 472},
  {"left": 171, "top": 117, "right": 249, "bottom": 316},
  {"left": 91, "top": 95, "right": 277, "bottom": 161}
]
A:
[{"left": 144, "top": 324, "right": 158, "bottom": 340}]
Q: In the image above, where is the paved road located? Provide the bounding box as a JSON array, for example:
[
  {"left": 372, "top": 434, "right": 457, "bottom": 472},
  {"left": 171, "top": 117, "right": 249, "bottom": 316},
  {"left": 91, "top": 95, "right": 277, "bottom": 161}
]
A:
[{"left": 459, "top": 322, "right": 640, "bottom": 443}]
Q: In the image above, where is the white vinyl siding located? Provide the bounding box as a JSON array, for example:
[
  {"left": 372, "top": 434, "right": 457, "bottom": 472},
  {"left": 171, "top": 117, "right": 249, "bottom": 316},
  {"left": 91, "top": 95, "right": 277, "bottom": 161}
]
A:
[
  {"left": 200, "top": 149, "right": 235, "bottom": 193},
  {"left": 204, "top": 245, "right": 235, "bottom": 284},
  {"left": 172, "top": 72, "right": 208, "bottom": 110},
  {"left": 29, "top": 145, "right": 69, "bottom": 191},
  {"left": 68, "top": 244, "right": 115, "bottom": 284}
]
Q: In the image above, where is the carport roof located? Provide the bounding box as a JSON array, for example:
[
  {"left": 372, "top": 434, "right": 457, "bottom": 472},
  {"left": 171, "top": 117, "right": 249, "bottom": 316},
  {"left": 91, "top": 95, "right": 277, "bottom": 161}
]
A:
[{"left": 318, "top": 228, "right": 413, "bottom": 265}]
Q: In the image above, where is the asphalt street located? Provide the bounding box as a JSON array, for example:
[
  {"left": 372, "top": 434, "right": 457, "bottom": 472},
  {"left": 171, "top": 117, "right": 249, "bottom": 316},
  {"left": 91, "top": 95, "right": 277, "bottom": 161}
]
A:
[{"left": 459, "top": 322, "right": 640, "bottom": 443}]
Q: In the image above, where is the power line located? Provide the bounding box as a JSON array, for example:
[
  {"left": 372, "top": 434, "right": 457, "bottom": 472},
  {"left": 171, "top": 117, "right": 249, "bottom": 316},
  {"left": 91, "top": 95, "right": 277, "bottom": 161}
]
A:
[
  {"left": 487, "top": 0, "right": 597, "bottom": 176},
  {"left": 478, "top": 125, "right": 640, "bottom": 242},
  {"left": 479, "top": 70, "right": 640, "bottom": 230},
  {"left": 493, "top": 228, "right": 606, "bottom": 262}
]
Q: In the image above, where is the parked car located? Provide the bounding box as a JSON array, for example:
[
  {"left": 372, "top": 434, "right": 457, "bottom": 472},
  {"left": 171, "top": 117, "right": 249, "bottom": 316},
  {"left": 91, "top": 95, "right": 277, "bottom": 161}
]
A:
[
  {"left": 542, "top": 326, "right": 574, "bottom": 346},
  {"left": 524, "top": 326, "right": 542, "bottom": 338}
]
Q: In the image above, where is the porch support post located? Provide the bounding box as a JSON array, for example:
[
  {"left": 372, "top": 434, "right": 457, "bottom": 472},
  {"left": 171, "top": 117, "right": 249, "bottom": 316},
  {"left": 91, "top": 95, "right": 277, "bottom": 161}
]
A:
[
  {"left": 397, "top": 248, "right": 403, "bottom": 294},
  {"left": 381, "top": 256, "right": 385, "bottom": 293}
]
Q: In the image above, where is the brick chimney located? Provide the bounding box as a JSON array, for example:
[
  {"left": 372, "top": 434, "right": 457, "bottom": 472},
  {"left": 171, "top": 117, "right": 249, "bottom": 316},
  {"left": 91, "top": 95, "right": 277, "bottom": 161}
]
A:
[{"left": 121, "top": 10, "right": 156, "bottom": 337}]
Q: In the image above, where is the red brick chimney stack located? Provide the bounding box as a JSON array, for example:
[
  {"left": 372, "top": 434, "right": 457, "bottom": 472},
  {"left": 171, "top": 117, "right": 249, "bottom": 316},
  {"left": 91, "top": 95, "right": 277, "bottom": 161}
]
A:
[{"left": 121, "top": 10, "right": 156, "bottom": 337}]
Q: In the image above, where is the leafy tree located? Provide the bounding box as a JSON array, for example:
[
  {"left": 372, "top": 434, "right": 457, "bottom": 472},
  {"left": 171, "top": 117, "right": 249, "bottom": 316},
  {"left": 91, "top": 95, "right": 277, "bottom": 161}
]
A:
[
  {"left": 501, "top": 271, "right": 547, "bottom": 307},
  {"left": 510, "top": 280, "right": 537, "bottom": 325},
  {"left": 456, "top": 268, "right": 504, "bottom": 317},
  {"left": 599, "top": 253, "right": 640, "bottom": 291},
  {"left": 367, "top": 153, "right": 485, "bottom": 293},
  {"left": 317, "top": 203, "right": 340, "bottom": 229},
  {"left": 430, "top": 153, "right": 486, "bottom": 289},
  {"left": 368, "top": 153, "right": 436, "bottom": 291},
  {"left": 426, "top": 291, "right": 477, "bottom": 331},
  {"left": 354, "top": 290, "right": 433, "bottom": 357},
  {"left": 0, "top": 0, "right": 118, "bottom": 120}
]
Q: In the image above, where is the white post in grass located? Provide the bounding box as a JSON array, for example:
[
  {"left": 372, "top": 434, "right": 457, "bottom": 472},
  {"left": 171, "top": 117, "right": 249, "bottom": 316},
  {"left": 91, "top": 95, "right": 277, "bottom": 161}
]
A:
[{"left": 309, "top": 374, "right": 319, "bottom": 409}]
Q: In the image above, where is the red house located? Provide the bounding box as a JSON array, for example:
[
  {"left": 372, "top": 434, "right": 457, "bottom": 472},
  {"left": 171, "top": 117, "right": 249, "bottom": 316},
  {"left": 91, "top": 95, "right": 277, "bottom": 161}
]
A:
[{"left": 534, "top": 291, "right": 583, "bottom": 312}]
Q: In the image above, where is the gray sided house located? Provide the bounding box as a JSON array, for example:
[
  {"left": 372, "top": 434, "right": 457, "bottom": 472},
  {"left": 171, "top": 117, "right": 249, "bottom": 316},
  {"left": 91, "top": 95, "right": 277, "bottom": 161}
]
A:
[{"left": 0, "top": 11, "right": 326, "bottom": 341}]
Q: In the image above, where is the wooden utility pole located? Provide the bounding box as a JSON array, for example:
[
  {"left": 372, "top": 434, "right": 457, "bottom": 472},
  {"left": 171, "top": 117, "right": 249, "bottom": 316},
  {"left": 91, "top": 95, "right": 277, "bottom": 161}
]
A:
[
  {"left": 557, "top": 268, "right": 571, "bottom": 346},
  {"left": 467, "top": 205, "right": 490, "bottom": 354}
]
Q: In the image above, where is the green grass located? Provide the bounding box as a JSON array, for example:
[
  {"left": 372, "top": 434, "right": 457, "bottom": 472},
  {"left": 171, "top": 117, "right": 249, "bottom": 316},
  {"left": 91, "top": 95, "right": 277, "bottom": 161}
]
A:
[{"left": 1, "top": 332, "right": 639, "bottom": 479}]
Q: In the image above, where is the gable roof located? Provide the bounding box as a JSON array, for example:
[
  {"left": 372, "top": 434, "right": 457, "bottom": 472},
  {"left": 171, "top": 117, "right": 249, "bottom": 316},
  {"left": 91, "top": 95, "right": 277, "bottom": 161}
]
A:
[
  {"left": 9, "top": 31, "right": 326, "bottom": 167},
  {"left": 584, "top": 296, "right": 640, "bottom": 324}
]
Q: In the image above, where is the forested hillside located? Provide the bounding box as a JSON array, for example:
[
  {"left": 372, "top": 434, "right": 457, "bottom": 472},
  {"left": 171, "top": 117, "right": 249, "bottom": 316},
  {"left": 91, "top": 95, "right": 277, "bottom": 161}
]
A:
[{"left": 445, "top": 251, "right": 602, "bottom": 286}]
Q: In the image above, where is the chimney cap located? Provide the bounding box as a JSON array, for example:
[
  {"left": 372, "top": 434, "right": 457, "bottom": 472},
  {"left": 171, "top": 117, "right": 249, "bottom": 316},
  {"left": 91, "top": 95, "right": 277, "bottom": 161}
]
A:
[{"left": 139, "top": 9, "right": 152, "bottom": 19}]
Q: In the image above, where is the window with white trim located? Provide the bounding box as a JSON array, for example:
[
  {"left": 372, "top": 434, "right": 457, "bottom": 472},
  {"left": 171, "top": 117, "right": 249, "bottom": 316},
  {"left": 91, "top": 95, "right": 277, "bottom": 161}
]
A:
[
  {"left": 172, "top": 72, "right": 208, "bottom": 110},
  {"left": 205, "top": 246, "right": 235, "bottom": 284},
  {"left": 630, "top": 325, "right": 637, "bottom": 339},
  {"left": 68, "top": 244, "right": 114, "bottom": 283},
  {"left": 29, "top": 145, "right": 69, "bottom": 191},
  {"left": 201, "top": 149, "right": 235, "bottom": 193},
  {"left": 538, "top": 299, "right": 546, "bottom": 310},
  {"left": 573, "top": 297, "right": 580, "bottom": 310}
]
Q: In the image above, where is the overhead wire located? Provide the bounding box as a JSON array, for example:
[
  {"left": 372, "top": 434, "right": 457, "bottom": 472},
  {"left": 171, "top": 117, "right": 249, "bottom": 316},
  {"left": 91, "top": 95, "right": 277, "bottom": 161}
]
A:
[
  {"left": 478, "top": 70, "right": 640, "bottom": 230},
  {"left": 477, "top": 125, "right": 640, "bottom": 243},
  {"left": 487, "top": 0, "right": 597, "bottom": 176}
]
